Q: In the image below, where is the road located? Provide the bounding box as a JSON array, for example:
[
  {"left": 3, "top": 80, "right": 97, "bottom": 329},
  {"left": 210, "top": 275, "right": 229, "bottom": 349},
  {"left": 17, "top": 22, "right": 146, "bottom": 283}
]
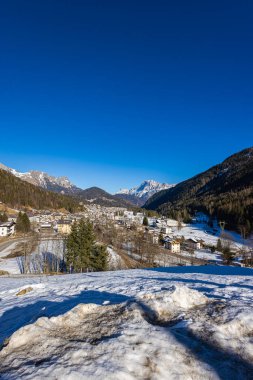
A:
[{"left": 0, "top": 237, "right": 28, "bottom": 258}]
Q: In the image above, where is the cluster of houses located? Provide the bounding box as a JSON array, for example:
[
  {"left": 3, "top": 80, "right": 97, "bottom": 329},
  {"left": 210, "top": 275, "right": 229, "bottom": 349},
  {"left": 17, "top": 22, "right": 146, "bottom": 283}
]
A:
[
  {"left": 37, "top": 216, "right": 80, "bottom": 235},
  {"left": 1, "top": 204, "right": 253, "bottom": 268},
  {"left": 26, "top": 206, "right": 206, "bottom": 255}
]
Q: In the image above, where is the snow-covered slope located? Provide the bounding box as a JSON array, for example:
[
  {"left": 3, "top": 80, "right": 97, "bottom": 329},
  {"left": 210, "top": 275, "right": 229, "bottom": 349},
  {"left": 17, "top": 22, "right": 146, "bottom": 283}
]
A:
[
  {"left": 116, "top": 180, "right": 175, "bottom": 206},
  {"left": 0, "top": 163, "right": 81, "bottom": 195},
  {"left": 0, "top": 266, "right": 253, "bottom": 379},
  {"left": 117, "top": 180, "right": 174, "bottom": 198}
]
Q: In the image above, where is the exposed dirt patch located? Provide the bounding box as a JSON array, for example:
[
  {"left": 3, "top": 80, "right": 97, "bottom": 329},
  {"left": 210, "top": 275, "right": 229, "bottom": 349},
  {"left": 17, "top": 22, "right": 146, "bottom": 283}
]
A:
[{"left": 16, "top": 287, "right": 33, "bottom": 296}]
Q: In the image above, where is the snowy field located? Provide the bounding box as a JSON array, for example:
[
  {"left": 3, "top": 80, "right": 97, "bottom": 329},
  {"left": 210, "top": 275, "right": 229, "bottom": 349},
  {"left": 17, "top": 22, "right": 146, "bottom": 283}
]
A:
[
  {"left": 0, "top": 241, "right": 125, "bottom": 275},
  {"left": 0, "top": 239, "right": 65, "bottom": 275},
  {"left": 171, "top": 221, "right": 251, "bottom": 250},
  {"left": 0, "top": 266, "right": 253, "bottom": 379},
  {"left": 0, "top": 241, "right": 26, "bottom": 275}
]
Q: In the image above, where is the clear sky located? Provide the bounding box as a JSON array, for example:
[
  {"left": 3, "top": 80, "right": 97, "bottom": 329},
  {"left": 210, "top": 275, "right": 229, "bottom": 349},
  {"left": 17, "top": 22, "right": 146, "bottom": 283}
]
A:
[{"left": 0, "top": 0, "right": 252, "bottom": 193}]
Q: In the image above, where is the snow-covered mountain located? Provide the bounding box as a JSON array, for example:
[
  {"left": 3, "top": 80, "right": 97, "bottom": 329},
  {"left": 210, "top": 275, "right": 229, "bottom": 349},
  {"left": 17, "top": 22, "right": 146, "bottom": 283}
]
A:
[
  {"left": 115, "top": 180, "right": 175, "bottom": 206},
  {"left": 0, "top": 163, "right": 174, "bottom": 207},
  {"left": 0, "top": 163, "right": 81, "bottom": 195}
]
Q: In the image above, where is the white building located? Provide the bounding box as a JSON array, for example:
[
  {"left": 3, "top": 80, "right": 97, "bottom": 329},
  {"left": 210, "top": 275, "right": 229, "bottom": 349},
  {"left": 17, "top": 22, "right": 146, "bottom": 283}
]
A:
[
  {"left": 0, "top": 221, "right": 16, "bottom": 237},
  {"left": 160, "top": 226, "right": 172, "bottom": 235},
  {"left": 165, "top": 239, "right": 181, "bottom": 253},
  {"left": 124, "top": 211, "right": 134, "bottom": 218},
  {"left": 186, "top": 238, "right": 203, "bottom": 250}
]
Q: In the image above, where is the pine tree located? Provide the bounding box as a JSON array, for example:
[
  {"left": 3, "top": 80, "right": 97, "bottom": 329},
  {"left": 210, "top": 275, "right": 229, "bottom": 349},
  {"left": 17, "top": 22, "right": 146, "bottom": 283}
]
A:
[
  {"left": 22, "top": 212, "right": 31, "bottom": 233},
  {"left": 65, "top": 221, "right": 79, "bottom": 272},
  {"left": 143, "top": 216, "right": 148, "bottom": 226},
  {"left": 16, "top": 212, "right": 31, "bottom": 233},
  {"left": 16, "top": 211, "right": 31, "bottom": 233},
  {"left": 0, "top": 212, "right": 8, "bottom": 222},
  {"left": 91, "top": 244, "right": 108, "bottom": 271},
  {"left": 65, "top": 219, "right": 108, "bottom": 273},
  {"left": 223, "top": 245, "right": 235, "bottom": 264}
]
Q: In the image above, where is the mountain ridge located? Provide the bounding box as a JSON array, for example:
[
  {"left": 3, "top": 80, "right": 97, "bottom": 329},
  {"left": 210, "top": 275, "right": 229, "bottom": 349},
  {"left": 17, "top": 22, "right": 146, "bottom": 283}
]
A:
[
  {"left": 115, "top": 180, "right": 174, "bottom": 206},
  {"left": 0, "top": 163, "right": 81, "bottom": 195},
  {"left": 144, "top": 147, "right": 253, "bottom": 233},
  {"left": 0, "top": 163, "right": 172, "bottom": 208},
  {"left": 0, "top": 168, "right": 79, "bottom": 211}
]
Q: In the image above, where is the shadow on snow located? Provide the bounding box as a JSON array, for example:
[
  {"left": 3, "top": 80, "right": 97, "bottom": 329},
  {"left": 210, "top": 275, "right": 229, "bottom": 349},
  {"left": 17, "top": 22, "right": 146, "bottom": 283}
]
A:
[{"left": 0, "top": 290, "right": 131, "bottom": 346}]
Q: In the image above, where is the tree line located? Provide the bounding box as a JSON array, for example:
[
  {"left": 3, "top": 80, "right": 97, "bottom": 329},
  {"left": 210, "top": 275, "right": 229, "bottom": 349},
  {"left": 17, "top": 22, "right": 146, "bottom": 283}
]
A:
[
  {"left": 65, "top": 218, "right": 108, "bottom": 272},
  {"left": 0, "top": 169, "right": 79, "bottom": 212}
]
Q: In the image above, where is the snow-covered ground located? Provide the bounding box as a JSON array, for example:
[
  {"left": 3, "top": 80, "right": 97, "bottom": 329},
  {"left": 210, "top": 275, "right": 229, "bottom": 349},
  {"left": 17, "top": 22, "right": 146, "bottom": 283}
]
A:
[
  {"left": 0, "top": 241, "right": 26, "bottom": 274},
  {"left": 0, "top": 266, "right": 253, "bottom": 379},
  {"left": 171, "top": 221, "right": 252, "bottom": 251},
  {"left": 0, "top": 239, "right": 65, "bottom": 275},
  {"left": 180, "top": 248, "right": 223, "bottom": 263},
  {"left": 107, "top": 247, "right": 126, "bottom": 270},
  {"left": 0, "top": 242, "right": 20, "bottom": 259}
]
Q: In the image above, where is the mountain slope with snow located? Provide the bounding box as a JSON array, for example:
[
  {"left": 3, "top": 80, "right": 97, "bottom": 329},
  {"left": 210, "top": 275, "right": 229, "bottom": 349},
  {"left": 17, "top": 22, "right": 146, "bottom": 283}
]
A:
[
  {"left": 144, "top": 147, "right": 253, "bottom": 231},
  {"left": 0, "top": 266, "right": 253, "bottom": 379},
  {"left": 0, "top": 168, "right": 79, "bottom": 211},
  {"left": 115, "top": 180, "right": 174, "bottom": 206},
  {"left": 0, "top": 163, "right": 81, "bottom": 195}
]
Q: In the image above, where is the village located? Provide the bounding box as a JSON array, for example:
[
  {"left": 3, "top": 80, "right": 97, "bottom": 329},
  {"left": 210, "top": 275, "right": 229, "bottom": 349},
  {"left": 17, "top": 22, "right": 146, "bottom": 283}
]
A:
[{"left": 1, "top": 203, "right": 252, "bottom": 275}]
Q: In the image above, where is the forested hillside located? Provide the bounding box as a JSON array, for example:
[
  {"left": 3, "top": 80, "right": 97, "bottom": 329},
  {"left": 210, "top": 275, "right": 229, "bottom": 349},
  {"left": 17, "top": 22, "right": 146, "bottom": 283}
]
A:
[
  {"left": 77, "top": 187, "right": 132, "bottom": 208},
  {"left": 145, "top": 147, "right": 253, "bottom": 234},
  {"left": 0, "top": 169, "right": 79, "bottom": 211}
]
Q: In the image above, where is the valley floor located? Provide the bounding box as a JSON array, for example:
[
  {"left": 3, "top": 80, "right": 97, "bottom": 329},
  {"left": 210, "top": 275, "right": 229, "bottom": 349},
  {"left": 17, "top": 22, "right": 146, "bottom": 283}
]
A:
[{"left": 0, "top": 266, "right": 253, "bottom": 379}]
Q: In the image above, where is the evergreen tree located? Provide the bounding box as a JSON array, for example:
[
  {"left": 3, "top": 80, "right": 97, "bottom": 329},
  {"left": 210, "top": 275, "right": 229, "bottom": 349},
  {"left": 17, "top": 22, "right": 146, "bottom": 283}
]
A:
[
  {"left": 0, "top": 212, "right": 8, "bottom": 222},
  {"left": 65, "top": 219, "right": 108, "bottom": 273},
  {"left": 16, "top": 212, "right": 30, "bottom": 233},
  {"left": 65, "top": 221, "right": 79, "bottom": 272},
  {"left": 143, "top": 216, "right": 148, "bottom": 226},
  {"left": 22, "top": 212, "right": 31, "bottom": 233},
  {"left": 223, "top": 245, "right": 235, "bottom": 264},
  {"left": 91, "top": 244, "right": 108, "bottom": 271}
]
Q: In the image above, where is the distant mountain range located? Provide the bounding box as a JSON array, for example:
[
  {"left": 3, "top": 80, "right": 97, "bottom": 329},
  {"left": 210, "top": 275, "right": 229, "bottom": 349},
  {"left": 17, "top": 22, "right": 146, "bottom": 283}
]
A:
[
  {"left": 0, "top": 163, "right": 169, "bottom": 209},
  {"left": 3, "top": 147, "right": 253, "bottom": 234},
  {"left": 0, "top": 163, "right": 81, "bottom": 195},
  {"left": 144, "top": 147, "right": 253, "bottom": 233},
  {"left": 0, "top": 168, "right": 79, "bottom": 212},
  {"left": 115, "top": 180, "right": 174, "bottom": 206}
]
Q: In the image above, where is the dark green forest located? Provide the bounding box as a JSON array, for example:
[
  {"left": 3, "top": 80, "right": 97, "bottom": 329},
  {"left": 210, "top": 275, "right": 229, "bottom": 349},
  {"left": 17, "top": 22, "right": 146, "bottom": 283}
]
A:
[
  {"left": 0, "top": 169, "right": 79, "bottom": 212},
  {"left": 145, "top": 147, "right": 253, "bottom": 234}
]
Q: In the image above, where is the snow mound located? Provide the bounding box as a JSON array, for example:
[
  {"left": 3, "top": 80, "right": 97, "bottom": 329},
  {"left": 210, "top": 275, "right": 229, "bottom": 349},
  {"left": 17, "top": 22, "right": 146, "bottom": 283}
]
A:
[
  {"left": 138, "top": 285, "right": 208, "bottom": 322},
  {"left": 1, "top": 270, "right": 253, "bottom": 380},
  {"left": 4, "top": 303, "right": 101, "bottom": 350},
  {"left": 3, "top": 287, "right": 207, "bottom": 352},
  {"left": 218, "top": 312, "right": 253, "bottom": 338}
]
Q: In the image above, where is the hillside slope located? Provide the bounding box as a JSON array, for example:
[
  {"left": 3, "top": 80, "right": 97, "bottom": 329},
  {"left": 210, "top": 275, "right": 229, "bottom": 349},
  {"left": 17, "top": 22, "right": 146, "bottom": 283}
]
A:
[
  {"left": 145, "top": 147, "right": 253, "bottom": 232},
  {"left": 0, "top": 169, "right": 79, "bottom": 211},
  {"left": 78, "top": 187, "right": 132, "bottom": 208},
  {"left": 0, "top": 163, "right": 82, "bottom": 195}
]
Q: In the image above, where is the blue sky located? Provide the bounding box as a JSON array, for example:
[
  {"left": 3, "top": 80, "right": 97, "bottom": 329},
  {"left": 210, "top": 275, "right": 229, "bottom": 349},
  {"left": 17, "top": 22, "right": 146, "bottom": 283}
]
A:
[{"left": 0, "top": 1, "right": 252, "bottom": 193}]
